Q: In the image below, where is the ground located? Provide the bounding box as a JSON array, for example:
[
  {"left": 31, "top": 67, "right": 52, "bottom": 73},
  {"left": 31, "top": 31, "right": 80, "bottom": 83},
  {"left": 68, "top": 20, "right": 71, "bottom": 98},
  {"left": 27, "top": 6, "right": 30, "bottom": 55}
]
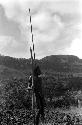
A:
[{"left": 0, "top": 107, "right": 82, "bottom": 125}]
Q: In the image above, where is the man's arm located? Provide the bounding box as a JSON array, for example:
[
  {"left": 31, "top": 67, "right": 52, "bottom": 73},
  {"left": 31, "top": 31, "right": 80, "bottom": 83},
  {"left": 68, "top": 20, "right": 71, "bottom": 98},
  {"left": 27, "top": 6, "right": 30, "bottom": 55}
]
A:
[{"left": 27, "top": 75, "right": 33, "bottom": 91}]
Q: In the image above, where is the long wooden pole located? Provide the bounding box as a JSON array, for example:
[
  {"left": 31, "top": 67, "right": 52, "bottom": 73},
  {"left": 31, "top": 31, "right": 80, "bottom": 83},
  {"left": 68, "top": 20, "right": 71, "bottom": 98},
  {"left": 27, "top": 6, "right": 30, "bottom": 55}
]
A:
[{"left": 29, "top": 8, "right": 36, "bottom": 125}]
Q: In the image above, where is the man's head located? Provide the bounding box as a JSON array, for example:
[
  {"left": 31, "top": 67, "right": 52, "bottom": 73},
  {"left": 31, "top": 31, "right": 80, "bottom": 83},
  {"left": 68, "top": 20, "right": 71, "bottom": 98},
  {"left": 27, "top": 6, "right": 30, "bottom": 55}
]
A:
[{"left": 33, "top": 65, "right": 41, "bottom": 76}]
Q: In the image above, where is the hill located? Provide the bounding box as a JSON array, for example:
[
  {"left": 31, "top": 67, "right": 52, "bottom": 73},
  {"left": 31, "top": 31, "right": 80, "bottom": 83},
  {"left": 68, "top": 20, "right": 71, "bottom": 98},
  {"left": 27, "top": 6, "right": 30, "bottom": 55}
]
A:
[
  {"left": 0, "top": 55, "right": 31, "bottom": 79},
  {"left": 0, "top": 54, "right": 82, "bottom": 76},
  {"left": 0, "top": 55, "right": 31, "bottom": 71},
  {"left": 40, "top": 55, "right": 82, "bottom": 73},
  {"left": 0, "top": 65, "right": 25, "bottom": 80}
]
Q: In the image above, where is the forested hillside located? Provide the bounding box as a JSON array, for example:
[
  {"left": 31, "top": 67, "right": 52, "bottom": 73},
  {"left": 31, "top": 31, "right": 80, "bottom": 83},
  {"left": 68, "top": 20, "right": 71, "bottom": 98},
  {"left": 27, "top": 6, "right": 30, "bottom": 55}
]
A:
[{"left": 0, "top": 54, "right": 82, "bottom": 73}]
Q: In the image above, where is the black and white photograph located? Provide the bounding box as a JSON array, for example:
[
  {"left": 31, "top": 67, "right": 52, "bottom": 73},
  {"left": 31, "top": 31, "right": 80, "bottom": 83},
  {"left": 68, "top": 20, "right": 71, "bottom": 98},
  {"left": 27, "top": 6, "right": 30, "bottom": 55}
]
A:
[{"left": 0, "top": 0, "right": 82, "bottom": 124}]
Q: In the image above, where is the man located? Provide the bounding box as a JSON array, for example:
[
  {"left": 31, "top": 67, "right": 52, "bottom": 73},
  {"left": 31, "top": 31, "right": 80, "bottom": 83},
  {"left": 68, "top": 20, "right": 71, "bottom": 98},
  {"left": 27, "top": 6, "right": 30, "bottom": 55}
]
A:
[{"left": 28, "top": 65, "right": 45, "bottom": 125}]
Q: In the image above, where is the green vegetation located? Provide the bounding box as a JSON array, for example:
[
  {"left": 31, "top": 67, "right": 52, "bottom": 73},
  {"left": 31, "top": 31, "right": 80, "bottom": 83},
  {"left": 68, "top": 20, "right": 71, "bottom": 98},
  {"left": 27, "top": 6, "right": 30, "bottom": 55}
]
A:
[{"left": 0, "top": 54, "right": 82, "bottom": 124}]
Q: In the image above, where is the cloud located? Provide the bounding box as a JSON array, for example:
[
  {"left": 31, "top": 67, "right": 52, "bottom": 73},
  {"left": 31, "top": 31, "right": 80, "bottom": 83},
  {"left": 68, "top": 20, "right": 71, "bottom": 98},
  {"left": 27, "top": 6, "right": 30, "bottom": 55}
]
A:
[
  {"left": 0, "top": 36, "right": 28, "bottom": 58},
  {"left": 68, "top": 38, "right": 82, "bottom": 59},
  {"left": 0, "top": 36, "right": 10, "bottom": 51},
  {"left": 31, "top": 11, "right": 81, "bottom": 58},
  {"left": 0, "top": 5, "right": 22, "bottom": 41},
  {"left": 0, "top": 4, "right": 29, "bottom": 58},
  {"left": 0, "top": 0, "right": 81, "bottom": 58}
]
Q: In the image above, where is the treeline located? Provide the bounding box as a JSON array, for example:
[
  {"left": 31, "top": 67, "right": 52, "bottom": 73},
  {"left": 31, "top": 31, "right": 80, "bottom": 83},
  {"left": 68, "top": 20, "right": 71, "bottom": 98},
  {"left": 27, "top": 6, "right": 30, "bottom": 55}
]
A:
[{"left": 0, "top": 55, "right": 31, "bottom": 71}]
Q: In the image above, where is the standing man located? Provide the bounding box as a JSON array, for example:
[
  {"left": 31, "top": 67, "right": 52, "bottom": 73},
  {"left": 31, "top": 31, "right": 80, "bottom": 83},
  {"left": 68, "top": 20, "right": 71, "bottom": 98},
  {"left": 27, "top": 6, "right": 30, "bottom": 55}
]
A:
[{"left": 28, "top": 65, "right": 45, "bottom": 125}]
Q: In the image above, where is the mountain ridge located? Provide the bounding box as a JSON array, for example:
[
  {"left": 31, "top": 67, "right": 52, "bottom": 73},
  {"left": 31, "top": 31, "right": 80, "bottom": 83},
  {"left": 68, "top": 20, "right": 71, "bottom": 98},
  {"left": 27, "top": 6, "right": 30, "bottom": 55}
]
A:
[{"left": 0, "top": 54, "right": 82, "bottom": 75}]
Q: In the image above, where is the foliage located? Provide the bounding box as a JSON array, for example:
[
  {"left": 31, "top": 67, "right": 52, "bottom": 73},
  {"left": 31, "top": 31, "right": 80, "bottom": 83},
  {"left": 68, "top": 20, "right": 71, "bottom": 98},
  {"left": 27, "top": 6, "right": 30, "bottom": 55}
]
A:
[
  {"left": 0, "top": 54, "right": 82, "bottom": 124},
  {"left": 4, "top": 78, "right": 32, "bottom": 110}
]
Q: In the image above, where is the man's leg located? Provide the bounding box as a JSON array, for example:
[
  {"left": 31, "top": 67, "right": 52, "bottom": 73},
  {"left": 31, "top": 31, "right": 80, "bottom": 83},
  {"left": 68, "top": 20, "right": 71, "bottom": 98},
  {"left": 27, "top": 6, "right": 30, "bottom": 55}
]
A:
[
  {"left": 35, "top": 95, "right": 41, "bottom": 125},
  {"left": 40, "top": 96, "right": 45, "bottom": 123},
  {"left": 35, "top": 109, "right": 40, "bottom": 125},
  {"left": 35, "top": 95, "right": 45, "bottom": 125}
]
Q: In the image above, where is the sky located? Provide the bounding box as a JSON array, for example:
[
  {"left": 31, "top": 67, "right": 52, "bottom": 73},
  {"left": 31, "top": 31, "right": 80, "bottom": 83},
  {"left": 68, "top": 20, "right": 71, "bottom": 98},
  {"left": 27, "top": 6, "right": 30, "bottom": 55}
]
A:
[{"left": 0, "top": 0, "right": 82, "bottom": 59}]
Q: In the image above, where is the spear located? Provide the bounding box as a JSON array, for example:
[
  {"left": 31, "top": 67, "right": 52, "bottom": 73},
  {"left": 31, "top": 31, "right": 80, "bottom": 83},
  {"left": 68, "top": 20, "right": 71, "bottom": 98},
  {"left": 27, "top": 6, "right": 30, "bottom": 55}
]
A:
[{"left": 29, "top": 8, "right": 36, "bottom": 125}]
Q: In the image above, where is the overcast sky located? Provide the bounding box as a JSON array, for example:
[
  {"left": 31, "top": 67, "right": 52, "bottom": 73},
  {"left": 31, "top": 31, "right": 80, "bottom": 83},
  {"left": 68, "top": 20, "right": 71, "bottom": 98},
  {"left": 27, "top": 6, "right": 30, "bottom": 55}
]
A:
[{"left": 0, "top": 0, "right": 82, "bottom": 59}]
